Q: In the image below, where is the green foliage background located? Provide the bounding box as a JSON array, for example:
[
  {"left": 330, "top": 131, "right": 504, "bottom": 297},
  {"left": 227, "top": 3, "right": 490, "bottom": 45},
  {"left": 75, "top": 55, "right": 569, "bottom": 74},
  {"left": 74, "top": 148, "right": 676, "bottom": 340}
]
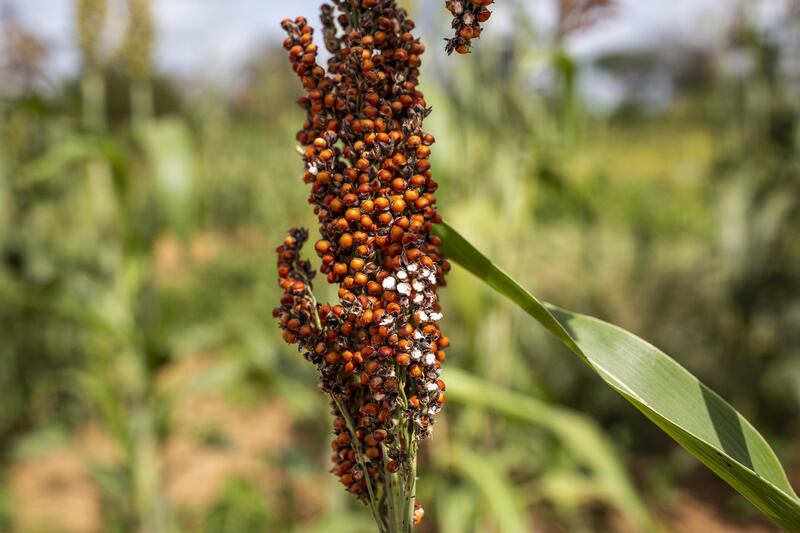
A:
[{"left": 0, "top": 2, "right": 798, "bottom": 531}]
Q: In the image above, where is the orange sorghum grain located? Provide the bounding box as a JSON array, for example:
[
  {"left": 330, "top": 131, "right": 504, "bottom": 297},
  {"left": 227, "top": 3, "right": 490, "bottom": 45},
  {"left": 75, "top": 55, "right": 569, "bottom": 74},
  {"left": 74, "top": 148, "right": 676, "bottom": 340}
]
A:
[{"left": 275, "top": 2, "right": 453, "bottom": 522}]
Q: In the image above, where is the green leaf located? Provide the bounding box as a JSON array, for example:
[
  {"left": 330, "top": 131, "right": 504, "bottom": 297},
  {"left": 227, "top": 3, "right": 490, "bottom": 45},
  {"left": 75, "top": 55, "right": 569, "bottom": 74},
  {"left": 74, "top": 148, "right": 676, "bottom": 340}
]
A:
[
  {"left": 446, "top": 444, "right": 528, "bottom": 533},
  {"left": 137, "top": 118, "right": 196, "bottom": 239},
  {"left": 434, "top": 222, "right": 800, "bottom": 531},
  {"left": 436, "top": 486, "right": 477, "bottom": 533},
  {"left": 446, "top": 368, "right": 652, "bottom": 531}
]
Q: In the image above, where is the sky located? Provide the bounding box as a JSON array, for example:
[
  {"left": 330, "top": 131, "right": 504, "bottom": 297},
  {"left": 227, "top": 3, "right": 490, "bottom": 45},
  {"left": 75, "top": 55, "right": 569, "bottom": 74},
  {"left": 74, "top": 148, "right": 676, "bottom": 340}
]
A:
[{"left": 1, "top": 0, "right": 752, "bottom": 79}]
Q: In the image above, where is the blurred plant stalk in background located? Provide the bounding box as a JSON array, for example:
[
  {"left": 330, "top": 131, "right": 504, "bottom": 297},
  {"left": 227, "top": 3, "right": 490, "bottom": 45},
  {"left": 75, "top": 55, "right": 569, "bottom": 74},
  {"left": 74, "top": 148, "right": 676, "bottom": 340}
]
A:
[
  {"left": 76, "top": 0, "right": 170, "bottom": 530},
  {"left": 123, "top": 0, "right": 154, "bottom": 126},
  {"left": 77, "top": 0, "right": 107, "bottom": 133}
]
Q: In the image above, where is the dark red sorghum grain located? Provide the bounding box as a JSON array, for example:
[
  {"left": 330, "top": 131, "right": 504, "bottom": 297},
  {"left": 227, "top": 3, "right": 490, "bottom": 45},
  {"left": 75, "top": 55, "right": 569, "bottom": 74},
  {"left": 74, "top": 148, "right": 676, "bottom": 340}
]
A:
[
  {"left": 275, "top": 1, "right": 451, "bottom": 522},
  {"left": 445, "top": 0, "right": 494, "bottom": 54}
]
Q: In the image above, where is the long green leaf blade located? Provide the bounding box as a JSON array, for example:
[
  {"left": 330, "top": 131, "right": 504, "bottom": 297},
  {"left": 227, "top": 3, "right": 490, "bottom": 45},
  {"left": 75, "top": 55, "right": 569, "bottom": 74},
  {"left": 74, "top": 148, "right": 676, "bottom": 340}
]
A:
[
  {"left": 446, "top": 368, "right": 653, "bottom": 530},
  {"left": 434, "top": 222, "right": 800, "bottom": 531},
  {"left": 447, "top": 444, "right": 528, "bottom": 533}
]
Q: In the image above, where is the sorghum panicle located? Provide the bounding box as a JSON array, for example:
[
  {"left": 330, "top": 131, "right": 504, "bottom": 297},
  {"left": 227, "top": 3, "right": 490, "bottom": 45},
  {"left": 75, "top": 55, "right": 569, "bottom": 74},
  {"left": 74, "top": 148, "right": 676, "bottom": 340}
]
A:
[
  {"left": 275, "top": 1, "right": 451, "bottom": 520},
  {"left": 445, "top": 0, "right": 494, "bottom": 54}
]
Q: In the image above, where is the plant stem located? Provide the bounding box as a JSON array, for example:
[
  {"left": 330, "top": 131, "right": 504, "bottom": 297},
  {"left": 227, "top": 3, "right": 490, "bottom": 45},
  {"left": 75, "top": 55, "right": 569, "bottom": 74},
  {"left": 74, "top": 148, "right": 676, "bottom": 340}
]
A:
[
  {"left": 387, "top": 373, "right": 417, "bottom": 533},
  {"left": 381, "top": 433, "right": 416, "bottom": 533},
  {"left": 131, "top": 79, "right": 154, "bottom": 130},
  {"left": 81, "top": 67, "right": 106, "bottom": 133},
  {"left": 332, "top": 396, "right": 388, "bottom": 532}
]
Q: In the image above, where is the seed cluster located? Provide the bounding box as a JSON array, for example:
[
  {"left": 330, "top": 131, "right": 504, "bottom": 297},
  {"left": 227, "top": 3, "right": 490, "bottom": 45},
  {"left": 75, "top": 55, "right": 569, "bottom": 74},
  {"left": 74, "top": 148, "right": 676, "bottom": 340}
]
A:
[
  {"left": 445, "top": 0, "right": 494, "bottom": 54},
  {"left": 275, "top": 0, "right": 450, "bottom": 514}
]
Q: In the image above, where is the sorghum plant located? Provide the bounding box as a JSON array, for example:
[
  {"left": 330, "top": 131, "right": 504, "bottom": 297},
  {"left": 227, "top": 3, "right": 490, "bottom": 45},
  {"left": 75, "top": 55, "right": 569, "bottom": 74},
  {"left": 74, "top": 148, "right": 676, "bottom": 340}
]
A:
[
  {"left": 122, "top": 0, "right": 155, "bottom": 122},
  {"left": 76, "top": 0, "right": 108, "bottom": 132},
  {"left": 445, "top": 0, "right": 494, "bottom": 54},
  {"left": 270, "top": 1, "right": 800, "bottom": 532},
  {"left": 275, "top": 2, "right": 459, "bottom": 531}
]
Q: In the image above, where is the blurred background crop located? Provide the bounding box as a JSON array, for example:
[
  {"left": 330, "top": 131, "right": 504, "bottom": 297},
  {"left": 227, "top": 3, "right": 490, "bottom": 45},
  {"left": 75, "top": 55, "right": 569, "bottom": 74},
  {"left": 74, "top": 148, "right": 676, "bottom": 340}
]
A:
[{"left": 1, "top": 0, "right": 799, "bottom": 531}]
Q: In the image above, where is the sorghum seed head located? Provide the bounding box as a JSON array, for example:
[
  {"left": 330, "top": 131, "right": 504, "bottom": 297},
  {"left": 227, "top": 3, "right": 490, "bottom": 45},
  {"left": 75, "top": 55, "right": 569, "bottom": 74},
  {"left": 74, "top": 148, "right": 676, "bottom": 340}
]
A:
[
  {"left": 444, "top": 0, "right": 494, "bottom": 55},
  {"left": 277, "top": 0, "right": 451, "bottom": 511}
]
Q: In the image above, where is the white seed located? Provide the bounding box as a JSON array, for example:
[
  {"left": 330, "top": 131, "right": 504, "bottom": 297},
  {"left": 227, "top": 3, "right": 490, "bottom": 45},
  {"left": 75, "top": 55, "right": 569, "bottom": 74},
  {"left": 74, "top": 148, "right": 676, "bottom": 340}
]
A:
[
  {"left": 423, "top": 353, "right": 436, "bottom": 365},
  {"left": 396, "top": 270, "right": 408, "bottom": 280},
  {"left": 418, "top": 311, "right": 429, "bottom": 322},
  {"left": 413, "top": 293, "right": 424, "bottom": 303},
  {"left": 426, "top": 382, "right": 439, "bottom": 391},
  {"left": 411, "top": 348, "right": 422, "bottom": 360},
  {"left": 382, "top": 276, "right": 397, "bottom": 290},
  {"left": 407, "top": 263, "right": 418, "bottom": 272},
  {"left": 397, "top": 282, "right": 411, "bottom": 296},
  {"left": 430, "top": 312, "right": 443, "bottom": 321},
  {"left": 412, "top": 280, "right": 425, "bottom": 292}
]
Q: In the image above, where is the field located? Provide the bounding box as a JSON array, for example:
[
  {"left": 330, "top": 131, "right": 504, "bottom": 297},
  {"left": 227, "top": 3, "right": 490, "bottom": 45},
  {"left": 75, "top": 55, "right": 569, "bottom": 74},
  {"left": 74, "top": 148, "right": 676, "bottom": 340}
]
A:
[{"left": 1, "top": 1, "right": 799, "bottom": 531}]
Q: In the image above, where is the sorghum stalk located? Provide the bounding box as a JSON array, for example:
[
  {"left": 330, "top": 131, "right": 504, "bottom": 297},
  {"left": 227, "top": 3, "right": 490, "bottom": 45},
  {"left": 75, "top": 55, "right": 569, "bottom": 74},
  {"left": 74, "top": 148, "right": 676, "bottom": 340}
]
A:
[
  {"left": 275, "top": 2, "right": 453, "bottom": 531},
  {"left": 122, "top": 0, "right": 155, "bottom": 125},
  {"left": 76, "top": 0, "right": 107, "bottom": 132}
]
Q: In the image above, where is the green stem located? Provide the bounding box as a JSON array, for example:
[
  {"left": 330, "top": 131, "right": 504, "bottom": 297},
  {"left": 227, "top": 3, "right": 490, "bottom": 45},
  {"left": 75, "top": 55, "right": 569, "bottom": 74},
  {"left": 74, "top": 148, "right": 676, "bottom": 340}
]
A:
[
  {"left": 388, "top": 373, "right": 417, "bottom": 533},
  {"left": 304, "top": 281, "right": 323, "bottom": 331},
  {"left": 406, "top": 438, "right": 418, "bottom": 531},
  {"left": 295, "top": 255, "right": 323, "bottom": 331},
  {"left": 344, "top": 0, "right": 359, "bottom": 29},
  {"left": 332, "top": 396, "right": 387, "bottom": 532},
  {"left": 81, "top": 68, "right": 106, "bottom": 133},
  {"left": 131, "top": 79, "right": 154, "bottom": 130},
  {"left": 124, "top": 258, "right": 170, "bottom": 533},
  {"left": 0, "top": 96, "right": 7, "bottom": 243}
]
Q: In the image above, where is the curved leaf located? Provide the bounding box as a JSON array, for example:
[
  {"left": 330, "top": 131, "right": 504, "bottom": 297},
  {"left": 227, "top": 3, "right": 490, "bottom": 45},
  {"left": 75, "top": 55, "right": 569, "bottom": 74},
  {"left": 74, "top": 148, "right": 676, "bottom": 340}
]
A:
[
  {"left": 447, "top": 444, "right": 528, "bottom": 533},
  {"left": 446, "top": 368, "right": 653, "bottom": 530},
  {"left": 434, "top": 222, "right": 800, "bottom": 531}
]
